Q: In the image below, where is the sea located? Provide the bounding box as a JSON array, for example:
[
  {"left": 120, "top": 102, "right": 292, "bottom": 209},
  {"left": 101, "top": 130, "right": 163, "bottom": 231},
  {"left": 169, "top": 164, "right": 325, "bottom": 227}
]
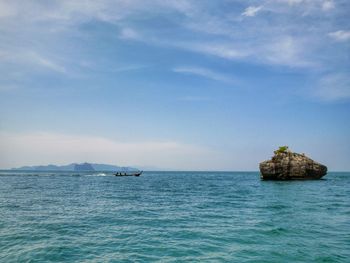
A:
[{"left": 0, "top": 171, "right": 349, "bottom": 262}]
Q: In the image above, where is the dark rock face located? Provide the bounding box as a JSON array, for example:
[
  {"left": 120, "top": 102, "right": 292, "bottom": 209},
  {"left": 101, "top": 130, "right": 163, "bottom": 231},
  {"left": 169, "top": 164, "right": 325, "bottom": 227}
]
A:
[{"left": 260, "top": 151, "right": 327, "bottom": 180}]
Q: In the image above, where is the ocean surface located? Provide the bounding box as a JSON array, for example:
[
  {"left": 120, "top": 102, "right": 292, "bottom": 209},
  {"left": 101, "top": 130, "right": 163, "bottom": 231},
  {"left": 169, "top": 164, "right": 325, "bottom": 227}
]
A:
[{"left": 0, "top": 171, "right": 349, "bottom": 262}]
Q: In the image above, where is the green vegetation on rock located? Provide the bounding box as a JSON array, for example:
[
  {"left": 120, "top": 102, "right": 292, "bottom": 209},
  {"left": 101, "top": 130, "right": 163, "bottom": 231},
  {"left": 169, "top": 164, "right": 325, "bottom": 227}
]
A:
[{"left": 274, "top": 146, "right": 289, "bottom": 154}]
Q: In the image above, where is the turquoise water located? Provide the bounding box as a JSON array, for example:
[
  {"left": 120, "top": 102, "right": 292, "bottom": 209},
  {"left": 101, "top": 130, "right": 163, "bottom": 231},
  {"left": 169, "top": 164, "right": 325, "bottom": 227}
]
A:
[{"left": 0, "top": 171, "right": 349, "bottom": 262}]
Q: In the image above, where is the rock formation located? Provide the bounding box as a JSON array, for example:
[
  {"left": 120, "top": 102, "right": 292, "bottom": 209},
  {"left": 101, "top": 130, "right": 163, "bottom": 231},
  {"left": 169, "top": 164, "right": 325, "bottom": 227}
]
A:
[{"left": 260, "top": 147, "right": 327, "bottom": 180}]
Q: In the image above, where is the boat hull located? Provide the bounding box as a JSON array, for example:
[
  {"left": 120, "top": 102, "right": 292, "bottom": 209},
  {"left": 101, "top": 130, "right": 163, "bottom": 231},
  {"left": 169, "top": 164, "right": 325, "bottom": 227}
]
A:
[{"left": 114, "top": 171, "right": 142, "bottom": 177}]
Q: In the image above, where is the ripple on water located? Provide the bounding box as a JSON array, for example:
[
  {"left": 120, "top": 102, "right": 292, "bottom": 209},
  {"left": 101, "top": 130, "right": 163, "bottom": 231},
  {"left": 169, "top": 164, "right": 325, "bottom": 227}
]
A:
[{"left": 0, "top": 171, "right": 349, "bottom": 262}]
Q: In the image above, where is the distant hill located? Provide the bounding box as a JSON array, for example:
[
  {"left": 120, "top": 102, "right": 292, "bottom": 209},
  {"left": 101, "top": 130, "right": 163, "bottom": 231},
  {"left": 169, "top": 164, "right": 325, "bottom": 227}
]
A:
[
  {"left": 11, "top": 162, "right": 139, "bottom": 172},
  {"left": 74, "top": 163, "right": 94, "bottom": 171}
]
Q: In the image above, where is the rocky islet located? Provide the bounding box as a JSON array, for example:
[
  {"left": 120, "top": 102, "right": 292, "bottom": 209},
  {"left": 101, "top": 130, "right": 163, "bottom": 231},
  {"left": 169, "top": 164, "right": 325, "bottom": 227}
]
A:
[{"left": 260, "top": 147, "right": 327, "bottom": 180}]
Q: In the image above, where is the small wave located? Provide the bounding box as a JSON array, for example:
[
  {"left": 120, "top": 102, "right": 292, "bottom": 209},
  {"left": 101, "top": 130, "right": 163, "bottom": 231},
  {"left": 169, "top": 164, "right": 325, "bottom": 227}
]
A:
[{"left": 85, "top": 173, "right": 109, "bottom": 177}]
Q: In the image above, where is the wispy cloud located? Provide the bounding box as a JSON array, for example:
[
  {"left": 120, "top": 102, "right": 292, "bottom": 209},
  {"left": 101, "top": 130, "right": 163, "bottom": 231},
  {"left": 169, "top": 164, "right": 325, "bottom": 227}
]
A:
[
  {"left": 173, "top": 66, "right": 236, "bottom": 83},
  {"left": 169, "top": 36, "right": 313, "bottom": 68},
  {"left": 0, "top": 50, "right": 66, "bottom": 73},
  {"left": 122, "top": 34, "right": 312, "bottom": 69},
  {"left": 242, "top": 6, "right": 263, "bottom": 17},
  {"left": 28, "top": 52, "right": 66, "bottom": 73},
  {"left": 270, "top": 0, "right": 336, "bottom": 13},
  {"left": 0, "top": 0, "right": 346, "bottom": 70},
  {"left": 278, "top": 0, "right": 304, "bottom": 6},
  {"left": 186, "top": 43, "right": 250, "bottom": 60},
  {"left": 112, "top": 64, "right": 149, "bottom": 72},
  {"left": 78, "top": 59, "right": 148, "bottom": 74},
  {"left": 314, "top": 73, "right": 350, "bottom": 101},
  {"left": 322, "top": 1, "right": 335, "bottom": 11},
  {"left": 119, "top": 28, "right": 140, "bottom": 40},
  {"left": 0, "top": 1, "right": 17, "bottom": 18},
  {"left": 259, "top": 36, "right": 316, "bottom": 68},
  {"left": 0, "top": 0, "right": 349, "bottom": 99},
  {"left": 328, "top": 30, "right": 350, "bottom": 42}
]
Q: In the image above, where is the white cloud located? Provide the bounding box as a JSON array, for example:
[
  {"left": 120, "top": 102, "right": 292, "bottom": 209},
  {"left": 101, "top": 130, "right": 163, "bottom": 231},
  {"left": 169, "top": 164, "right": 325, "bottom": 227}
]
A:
[
  {"left": 242, "top": 6, "right": 263, "bottom": 17},
  {"left": 28, "top": 52, "right": 66, "bottom": 73},
  {"left": 322, "top": 1, "right": 335, "bottom": 11},
  {"left": 0, "top": 1, "right": 17, "bottom": 17},
  {"left": 2, "top": 0, "right": 193, "bottom": 26},
  {"left": 267, "top": 0, "right": 303, "bottom": 7},
  {"left": 119, "top": 28, "right": 140, "bottom": 40},
  {"left": 157, "top": 0, "right": 193, "bottom": 15},
  {"left": 173, "top": 66, "right": 236, "bottom": 83},
  {"left": 260, "top": 36, "right": 315, "bottom": 67},
  {"left": 169, "top": 35, "right": 312, "bottom": 68},
  {"left": 314, "top": 73, "right": 350, "bottom": 101},
  {"left": 0, "top": 0, "right": 348, "bottom": 84},
  {"left": 0, "top": 50, "right": 66, "bottom": 73},
  {"left": 267, "top": 0, "right": 336, "bottom": 12},
  {"left": 285, "top": 0, "right": 303, "bottom": 5},
  {"left": 191, "top": 43, "right": 250, "bottom": 60},
  {"left": 328, "top": 30, "right": 350, "bottom": 42},
  {"left": 0, "top": 132, "right": 222, "bottom": 170},
  {"left": 112, "top": 64, "right": 148, "bottom": 72},
  {"left": 0, "top": 0, "right": 345, "bottom": 71}
]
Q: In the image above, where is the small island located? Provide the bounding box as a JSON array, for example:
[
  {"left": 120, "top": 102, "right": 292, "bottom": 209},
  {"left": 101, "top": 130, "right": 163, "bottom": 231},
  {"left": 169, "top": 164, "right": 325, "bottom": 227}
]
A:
[
  {"left": 11, "top": 162, "right": 139, "bottom": 172},
  {"left": 260, "top": 146, "right": 327, "bottom": 180}
]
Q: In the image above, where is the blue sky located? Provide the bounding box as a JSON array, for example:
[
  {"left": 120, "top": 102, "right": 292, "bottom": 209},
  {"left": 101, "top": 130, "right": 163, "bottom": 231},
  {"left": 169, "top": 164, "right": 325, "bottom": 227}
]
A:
[{"left": 0, "top": 0, "right": 349, "bottom": 170}]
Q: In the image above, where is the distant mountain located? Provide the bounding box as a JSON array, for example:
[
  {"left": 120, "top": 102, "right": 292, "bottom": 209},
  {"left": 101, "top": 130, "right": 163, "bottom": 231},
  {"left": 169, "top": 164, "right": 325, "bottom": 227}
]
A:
[
  {"left": 74, "top": 163, "right": 94, "bottom": 171},
  {"left": 11, "top": 162, "right": 139, "bottom": 172}
]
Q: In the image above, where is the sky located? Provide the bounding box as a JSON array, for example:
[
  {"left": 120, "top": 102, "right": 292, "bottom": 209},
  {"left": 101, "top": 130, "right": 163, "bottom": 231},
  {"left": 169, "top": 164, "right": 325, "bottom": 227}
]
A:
[{"left": 0, "top": 0, "right": 349, "bottom": 170}]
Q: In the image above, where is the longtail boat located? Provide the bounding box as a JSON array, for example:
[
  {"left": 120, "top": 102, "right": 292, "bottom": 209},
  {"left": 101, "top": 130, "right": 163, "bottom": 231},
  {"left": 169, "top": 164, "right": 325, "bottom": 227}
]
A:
[{"left": 114, "top": 171, "right": 142, "bottom": 176}]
